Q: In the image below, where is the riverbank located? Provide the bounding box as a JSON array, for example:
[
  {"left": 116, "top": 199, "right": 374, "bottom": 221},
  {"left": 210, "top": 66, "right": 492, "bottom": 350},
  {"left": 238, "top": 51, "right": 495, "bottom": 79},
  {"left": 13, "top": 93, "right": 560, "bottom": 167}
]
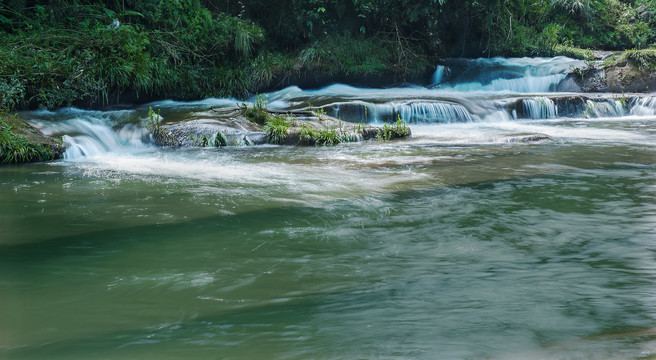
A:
[
  {"left": 0, "top": 111, "right": 64, "bottom": 164},
  {"left": 573, "top": 49, "right": 656, "bottom": 93},
  {"left": 2, "top": 0, "right": 655, "bottom": 111},
  {"left": 4, "top": 50, "right": 656, "bottom": 165}
]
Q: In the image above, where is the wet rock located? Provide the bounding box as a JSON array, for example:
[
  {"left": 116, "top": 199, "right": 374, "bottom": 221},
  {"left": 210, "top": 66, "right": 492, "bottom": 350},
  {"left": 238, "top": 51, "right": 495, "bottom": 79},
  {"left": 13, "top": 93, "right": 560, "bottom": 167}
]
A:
[
  {"left": 556, "top": 75, "right": 582, "bottom": 92},
  {"left": 571, "top": 57, "right": 656, "bottom": 93},
  {"left": 505, "top": 133, "right": 552, "bottom": 143},
  {"left": 11, "top": 116, "right": 65, "bottom": 159},
  {"left": 156, "top": 118, "right": 265, "bottom": 147},
  {"left": 153, "top": 109, "right": 410, "bottom": 148}
]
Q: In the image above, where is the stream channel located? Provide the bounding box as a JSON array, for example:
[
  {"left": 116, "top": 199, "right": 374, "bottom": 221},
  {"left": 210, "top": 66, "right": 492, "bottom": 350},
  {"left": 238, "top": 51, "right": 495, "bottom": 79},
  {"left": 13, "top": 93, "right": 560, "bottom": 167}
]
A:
[{"left": 2, "top": 57, "right": 656, "bottom": 359}]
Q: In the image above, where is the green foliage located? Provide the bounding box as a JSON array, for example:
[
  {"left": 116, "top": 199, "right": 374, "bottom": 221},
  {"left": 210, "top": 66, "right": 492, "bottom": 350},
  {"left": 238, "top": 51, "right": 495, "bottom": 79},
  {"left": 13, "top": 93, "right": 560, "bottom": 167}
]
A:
[
  {"left": 623, "top": 49, "right": 656, "bottom": 70},
  {"left": 553, "top": 45, "right": 590, "bottom": 59},
  {"left": 297, "top": 33, "right": 427, "bottom": 77},
  {"left": 0, "top": 0, "right": 268, "bottom": 109},
  {"left": 0, "top": 111, "right": 55, "bottom": 164},
  {"left": 146, "top": 106, "right": 162, "bottom": 132},
  {"left": 214, "top": 131, "right": 228, "bottom": 147},
  {"left": 264, "top": 115, "right": 290, "bottom": 144},
  {"left": 189, "top": 133, "right": 209, "bottom": 147},
  {"left": 377, "top": 116, "right": 410, "bottom": 142},
  {"left": 243, "top": 94, "right": 271, "bottom": 125},
  {"left": 1, "top": 0, "right": 655, "bottom": 110},
  {"left": 298, "top": 122, "right": 358, "bottom": 146}
]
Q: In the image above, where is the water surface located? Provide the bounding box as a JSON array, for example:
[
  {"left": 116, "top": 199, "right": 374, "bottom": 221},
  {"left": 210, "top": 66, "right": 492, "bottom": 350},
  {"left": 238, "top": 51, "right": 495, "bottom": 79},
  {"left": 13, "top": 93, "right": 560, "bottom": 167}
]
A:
[{"left": 2, "top": 57, "right": 656, "bottom": 359}]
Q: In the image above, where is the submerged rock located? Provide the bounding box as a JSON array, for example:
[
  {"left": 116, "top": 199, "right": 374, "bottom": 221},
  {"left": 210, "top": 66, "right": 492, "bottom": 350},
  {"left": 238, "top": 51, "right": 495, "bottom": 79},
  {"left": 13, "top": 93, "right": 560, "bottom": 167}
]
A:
[{"left": 505, "top": 133, "right": 552, "bottom": 143}]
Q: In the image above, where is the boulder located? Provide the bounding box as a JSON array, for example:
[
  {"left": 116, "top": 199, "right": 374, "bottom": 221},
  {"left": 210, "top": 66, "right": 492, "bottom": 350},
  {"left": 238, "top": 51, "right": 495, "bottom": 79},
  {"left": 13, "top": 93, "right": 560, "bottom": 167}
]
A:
[{"left": 153, "top": 108, "right": 410, "bottom": 148}]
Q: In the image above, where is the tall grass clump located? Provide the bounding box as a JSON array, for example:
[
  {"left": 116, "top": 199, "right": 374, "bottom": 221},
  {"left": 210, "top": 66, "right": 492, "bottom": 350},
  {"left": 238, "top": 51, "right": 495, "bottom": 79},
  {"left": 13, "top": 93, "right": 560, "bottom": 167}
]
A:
[
  {"left": 264, "top": 115, "right": 290, "bottom": 144},
  {"left": 377, "top": 116, "right": 411, "bottom": 141},
  {"left": 0, "top": 111, "right": 56, "bottom": 164},
  {"left": 243, "top": 94, "right": 270, "bottom": 125}
]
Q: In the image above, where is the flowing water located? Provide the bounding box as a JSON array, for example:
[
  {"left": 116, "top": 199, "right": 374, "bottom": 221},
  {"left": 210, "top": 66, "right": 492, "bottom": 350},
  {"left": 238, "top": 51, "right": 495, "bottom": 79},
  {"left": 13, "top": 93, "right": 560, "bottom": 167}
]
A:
[{"left": 2, "top": 57, "right": 656, "bottom": 359}]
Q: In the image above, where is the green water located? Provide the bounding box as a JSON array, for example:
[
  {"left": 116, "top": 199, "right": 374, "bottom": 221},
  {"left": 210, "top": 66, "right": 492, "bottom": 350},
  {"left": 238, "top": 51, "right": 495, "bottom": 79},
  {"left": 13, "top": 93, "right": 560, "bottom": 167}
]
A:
[{"left": 2, "top": 114, "right": 656, "bottom": 359}]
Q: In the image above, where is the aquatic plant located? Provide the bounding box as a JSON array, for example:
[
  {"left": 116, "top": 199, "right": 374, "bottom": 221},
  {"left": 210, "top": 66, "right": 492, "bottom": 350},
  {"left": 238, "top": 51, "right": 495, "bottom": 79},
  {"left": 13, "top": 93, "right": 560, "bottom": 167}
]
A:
[
  {"left": 189, "top": 133, "right": 209, "bottom": 147},
  {"left": 243, "top": 94, "right": 270, "bottom": 125},
  {"left": 377, "top": 116, "right": 410, "bottom": 142},
  {"left": 264, "top": 115, "right": 290, "bottom": 145},
  {"left": 215, "top": 132, "right": 228, "bottom": 147},
  {"left": 146, "top": 107, "right": 162, "bottom": 132}
]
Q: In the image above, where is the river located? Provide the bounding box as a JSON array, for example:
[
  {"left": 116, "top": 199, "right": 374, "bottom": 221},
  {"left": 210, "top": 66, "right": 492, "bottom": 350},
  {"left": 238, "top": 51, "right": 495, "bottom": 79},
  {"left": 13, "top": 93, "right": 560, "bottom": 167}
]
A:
[{"left": 1, "top": 57, "right": 656, "bottom": 359}]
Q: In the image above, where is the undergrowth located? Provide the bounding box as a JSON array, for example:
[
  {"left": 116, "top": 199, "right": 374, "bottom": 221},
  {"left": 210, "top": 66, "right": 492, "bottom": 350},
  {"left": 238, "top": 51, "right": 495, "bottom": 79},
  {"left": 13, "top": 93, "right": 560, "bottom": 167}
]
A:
[{"left": 623, "top": 49, "right": 656, "bottom": 70}]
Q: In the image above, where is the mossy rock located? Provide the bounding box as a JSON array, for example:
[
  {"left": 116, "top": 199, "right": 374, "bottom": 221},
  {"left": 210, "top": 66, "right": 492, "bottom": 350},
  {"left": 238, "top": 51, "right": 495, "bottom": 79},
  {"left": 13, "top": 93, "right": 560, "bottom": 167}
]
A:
[{"left": 0, "top": 112, "right": 64, "bottom": 164}]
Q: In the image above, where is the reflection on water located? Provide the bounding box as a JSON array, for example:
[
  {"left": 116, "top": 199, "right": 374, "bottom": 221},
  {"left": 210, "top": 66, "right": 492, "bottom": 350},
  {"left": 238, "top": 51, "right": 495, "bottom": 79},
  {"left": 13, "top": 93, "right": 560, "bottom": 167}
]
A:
[{"left": 1, "top": 57, "right": 656, "bottom": 359}]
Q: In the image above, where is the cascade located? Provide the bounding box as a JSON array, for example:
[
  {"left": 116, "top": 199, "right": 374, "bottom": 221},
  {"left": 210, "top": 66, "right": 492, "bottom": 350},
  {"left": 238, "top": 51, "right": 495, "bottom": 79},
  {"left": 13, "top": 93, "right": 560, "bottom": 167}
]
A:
[
  {"left": 448, "top": 74, "right": 568, "bottom": 93},
  {"left": 584, "top": 99, "right": 626, "bottom": 118},
  {"left": 438, "top": 56, "right": 583, "bottom": 93},
  {"left": 521, "top": 97, "right": 558, "bottom": 119},
  {"left": 330, "top": 101, "right": 474, "bottom": 124},
  {"left": 432, "top": 66, "right": 445, "bottom": 85},
  {"left": 62, "top": 122, "right": 150, "bottom": 160},
  {"left": 630, "top": 97, "right": 656, "bottom": 116},
  {"left": 394, "top": 102, "right": 474, "bottom": 123},
  {"left": 31, "top": 110, "right": 151, "bottom": 160}
]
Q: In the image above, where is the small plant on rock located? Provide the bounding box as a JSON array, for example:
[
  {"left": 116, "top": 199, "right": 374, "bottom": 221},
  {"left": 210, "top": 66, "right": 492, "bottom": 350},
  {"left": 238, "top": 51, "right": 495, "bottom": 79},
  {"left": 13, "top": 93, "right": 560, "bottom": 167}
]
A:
[
  {"left": 243, "top": 94, "right": 271, "bottom": 125},
  {"left": 146, "top": 107, "right": 163, "bottom": 133},
  {"left": 264, "top": 115, "right": 290, "bottom": 144},
  {"left": 377, "top": 115, "right": 410, "bottom": 141}
]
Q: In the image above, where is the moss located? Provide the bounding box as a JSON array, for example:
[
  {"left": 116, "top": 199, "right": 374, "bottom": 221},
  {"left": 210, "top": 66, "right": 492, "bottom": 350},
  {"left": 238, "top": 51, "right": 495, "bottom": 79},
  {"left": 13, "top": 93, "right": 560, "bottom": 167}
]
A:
[
  {"left": 553, "top": 45, "right": 593, "bottom": 60},
  {"left": 622, "top": 49, "right": 656, "bottom": 70}
]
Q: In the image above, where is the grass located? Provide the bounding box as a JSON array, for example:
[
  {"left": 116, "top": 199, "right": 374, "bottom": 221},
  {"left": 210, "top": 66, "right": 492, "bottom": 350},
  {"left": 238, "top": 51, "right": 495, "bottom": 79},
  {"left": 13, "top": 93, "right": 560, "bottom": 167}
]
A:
[
  {"left": 553, "top": 45, "right": 594, "bottom": 60},
  {"left": 377, "top": 116, "right": 411, "bottom": 142},
  {"left": 622, "top": 49, "right": 656, "bottom": 70},
  {"left": 243, "top": 94, "right": 270, "bottom": 125},
  {"left": 147, "top": 106, "right": 179, "bottom": 146},
  {"left": 263, "top": 115, "right": 290, "bottom": 145},
  {"left": 0, "top": 111, "right": 57, "bottom": 164}
]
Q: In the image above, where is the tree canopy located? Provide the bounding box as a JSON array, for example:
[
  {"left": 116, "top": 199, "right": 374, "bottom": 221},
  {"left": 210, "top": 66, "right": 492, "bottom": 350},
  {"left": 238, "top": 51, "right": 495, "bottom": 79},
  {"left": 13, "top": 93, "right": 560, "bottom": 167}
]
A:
[{"left": 1, "top": 0, "right": 654, "bottom": 109}]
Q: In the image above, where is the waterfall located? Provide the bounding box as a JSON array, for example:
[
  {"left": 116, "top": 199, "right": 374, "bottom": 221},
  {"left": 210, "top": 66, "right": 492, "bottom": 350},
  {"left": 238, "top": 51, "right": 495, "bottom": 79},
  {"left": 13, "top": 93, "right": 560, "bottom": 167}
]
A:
[
  {"left": 331, "top": 101, "right": 474, "bottom": 124},
  {"left": 449, "top": 74, "right": 567, "bottom": 93},
  {"left": 29, "top": 109, "right": 151, "bottom": 160},
  {"left": 584, "top": 99, "right": 626, "bottom": 118},
  {"left": 394, "top": 102, "right": 474, "bottom": 124},
  {"left": 630, "top": 97, "right": 656, "bottom": 116},
  {"left": 63, "top": 122, "right": 150, "bottom": 160},
  {"left": 432, "top": 66, "right": 445, "bottom": 85},
  {"left": 522, "top": 97, "right": 558, "bottom": 119},
  {"left": 438, "top": 56, "right": 583, "bottom": 93}
]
